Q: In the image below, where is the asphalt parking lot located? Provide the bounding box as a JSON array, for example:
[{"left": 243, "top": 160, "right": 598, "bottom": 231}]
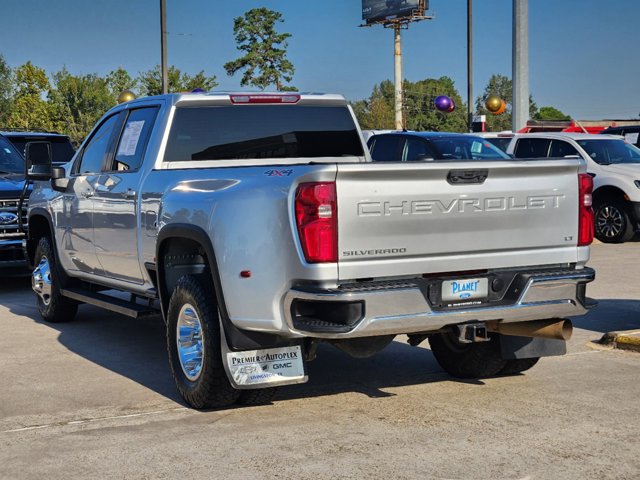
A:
[{"left": 1, "top": 242, "right": 639, "bottom": 480}]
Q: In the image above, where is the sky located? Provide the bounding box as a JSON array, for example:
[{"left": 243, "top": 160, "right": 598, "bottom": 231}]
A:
[{"left": 2, "top": 0, "right": 639, "bottom": 120}]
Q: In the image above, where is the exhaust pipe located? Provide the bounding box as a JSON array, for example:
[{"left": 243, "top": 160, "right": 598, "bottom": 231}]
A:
[{"left": 487, "top": 318, "right": 573, "bottom": 341}]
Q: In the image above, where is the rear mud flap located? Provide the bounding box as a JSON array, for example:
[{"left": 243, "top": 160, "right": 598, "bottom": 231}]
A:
[
  {"left": 500, "top": 335, "right": 566, "bottom": 360},
  {"left": 219, "top": 318, "right": 308, "bottom": 389}
]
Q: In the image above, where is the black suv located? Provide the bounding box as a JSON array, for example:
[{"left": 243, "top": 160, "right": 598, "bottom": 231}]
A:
[
  {"left": 600, "top": 125, "right": 640, "bottom": 148},
  {"left": 0, "top": 133, "right": 30, "bottom": 273},
  {"left": 0, "top": 131, "right": 75, "bottom": 165}
]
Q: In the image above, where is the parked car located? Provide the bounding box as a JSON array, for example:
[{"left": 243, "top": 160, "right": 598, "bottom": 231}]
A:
[
  {"left": 0, "top": 133, "right": 30, "bottom": 273},
  {"left": 600, "top": 125, "right": 640, "bottom": 149},
  {"left": 1, "top": 131, "right": 75, "bottom": 165},
  {"left": 367, "top": 131, "right": 511, "bottom": 161},
  {"left": 507, "top": 132, "right": 640, "bottom": 243},
  {"left": 468, "top": 132, "right": 514, "bottom": 153}
]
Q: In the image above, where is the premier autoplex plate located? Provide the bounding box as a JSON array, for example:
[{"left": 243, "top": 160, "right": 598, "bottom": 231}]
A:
[
  {"left": 226, "top": 345, "right": 306, "bottom": 388},
  {"left": 441, "top": 278, "right": 489, "bottom": 303}
]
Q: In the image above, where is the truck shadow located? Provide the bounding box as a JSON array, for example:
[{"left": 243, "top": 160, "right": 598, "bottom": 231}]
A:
[
  {"left": 4, "top": 276, "right": 638, "bottom": 406},
  {"left": 571, "top": 299, "right": 640, "bottom": 333}
]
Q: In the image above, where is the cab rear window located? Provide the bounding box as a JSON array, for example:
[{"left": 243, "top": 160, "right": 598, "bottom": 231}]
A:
[{"left": 163, "top": 106, "right": 364, "bottom": 161}]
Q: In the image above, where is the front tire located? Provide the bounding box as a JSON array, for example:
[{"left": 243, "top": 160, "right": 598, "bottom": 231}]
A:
[
  {"left": 595, "top": 201, "right": 635, "bottom": 243},
  {"left": 429, "top": 331, "right": 507, "bottom": 379},
  {"left": 32, "top": 236, "right": 78, "bottom": 323},
  {"left": 166, "top": 275, "right": 240, "bottom": 409}
]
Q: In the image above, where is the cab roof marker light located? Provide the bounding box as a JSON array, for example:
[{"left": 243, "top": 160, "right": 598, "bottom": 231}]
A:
[{"left": 229, "top": 94, "right": 300, "bottom": 104}]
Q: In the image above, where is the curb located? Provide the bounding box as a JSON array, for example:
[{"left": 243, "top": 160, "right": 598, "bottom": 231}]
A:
[{"left": 599, "top": 331, "right": 640, "bottom": 352}]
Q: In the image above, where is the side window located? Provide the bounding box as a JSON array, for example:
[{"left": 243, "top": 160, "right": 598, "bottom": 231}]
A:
[
  {"left": 550, "top": 140, "right": 579, "bottom": 158},
  {"left": 110, "top": 107, "right": 159, "bottom": 172},
  {"left": 77, "top": 114, "right": 120, "bottom": 174},
  {"left": 514, "top": 138, "right": 551, "bottom": 158},
  {"left": 404, "top": 138, "right": 434, "bottom": 161},
  {"left": 369, "top": 136, "right": 403, "bottom": 161}
]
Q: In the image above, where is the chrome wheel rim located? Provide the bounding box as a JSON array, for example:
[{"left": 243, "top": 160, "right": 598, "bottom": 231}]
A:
[
  {"left": 176, "top": 303, "right": 204, "bottom": 381},
  {"left": 32, "top": 256, "right": 52, "bottom": 306},
  {"left": 597, "top": 205, "right": 624, "bottom": 239}
]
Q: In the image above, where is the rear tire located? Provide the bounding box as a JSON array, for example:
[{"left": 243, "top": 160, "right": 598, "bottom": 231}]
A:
[
  {"left": 32, "top": 236, "right": 78, "bottom": 323},
  {"left": 595, "top": 201, "right": 635, "bottom": 243},
  {"left": 498, "top": 357, "right": 540, "bottom": 375},
  {"left": 166, "top": 275, "right": 240, "bottom": 409},
  {"left": 429, "top": 331, "right": 507, "bottom": 379}
]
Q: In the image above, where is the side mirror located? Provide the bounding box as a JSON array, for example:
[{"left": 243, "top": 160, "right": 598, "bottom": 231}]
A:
[
  {"left": 51, "top": 166, "right": 70, "bottom": 192},
  {"left": 25, "top": 141, "right": 52, "bottom": 180}
]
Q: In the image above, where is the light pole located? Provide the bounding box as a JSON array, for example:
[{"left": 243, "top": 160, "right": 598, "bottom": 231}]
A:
[
  {"left": 512, "top": 0, "right": 529, "bottom": 132},
  {"left": 467, "top": 0, "right": 473, "bottom": 132},
  {"left": 160, "top": 0, "right": 168, "bottom": 94},
  {"left": 394, "top": 24, "right": 403, "bottom": 130}
]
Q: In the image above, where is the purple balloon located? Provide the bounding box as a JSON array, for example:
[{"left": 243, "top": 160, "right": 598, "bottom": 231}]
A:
[{"left": 434, "top": 95, "right": 453, "bottom": 112}]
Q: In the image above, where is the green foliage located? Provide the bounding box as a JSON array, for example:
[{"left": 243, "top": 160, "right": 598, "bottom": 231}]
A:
[
  {"left": 224, "top": 8, "right": 295, "bottom": 90},
  {"left": 475, "top": 74, "right": 538, "bottom": 131},
  {"left": 352, "top": 77, "right": 467, "bottom": 132},
  {"left": 106, "top": 67, "right": 138, "bottom": 99},
  {"left": 137, "top": 65, "right": 218, "bottom": 96},
  {"left": 0, "top": 55, "right": 13, "bottom": 125},
  {"left": 6, "top": 61, "right": 55, "bottom": 131},
  {"left": 48, "top": 67, "right": 115, "bottom": 145},
  {"left": 535, "top": 106, "right": 571, "bottom": 121}
]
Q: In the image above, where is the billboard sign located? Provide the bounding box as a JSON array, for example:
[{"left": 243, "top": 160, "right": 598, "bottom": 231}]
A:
[{"left": 362, "top": 0, "right": 424, "bottom": 23}]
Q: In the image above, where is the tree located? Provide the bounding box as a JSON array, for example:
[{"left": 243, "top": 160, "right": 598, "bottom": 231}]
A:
[
  {"left": 6, "top": 61, "right": 55, "bottom": 131},
  {"left": 224, "top": 8, "right": 295, "bottom": 90},
  {"left": 0, "top": 55, "right": 13, "bottom": 125},
  {"left": 535, "top": 106, "right": 571, "bottom": 121},
  {"left": 475, "top": 74, "right": 538, "bottom": 131},
  {"left": 353, "top": 77, "right": 467, "bottom": 132},
  {"left": 137, "top": 65, "right": 218, "bottom": 96},
  {"left": 49, "top": 67, "right": 114, "bottom": 145},
  {"left": 106, "top": 67, "right": 138, "bottom": 99}
]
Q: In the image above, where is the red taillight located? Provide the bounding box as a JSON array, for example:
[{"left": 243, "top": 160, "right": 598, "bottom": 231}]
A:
[
  {"left": 230, "top": 94, "right": 300, "bottom": 104},
  {"left": 578, "top": 173, "right": 594, "bottom": 246},
  {"left": 295, "top": 182, "right": 337, "bottom": 263}
]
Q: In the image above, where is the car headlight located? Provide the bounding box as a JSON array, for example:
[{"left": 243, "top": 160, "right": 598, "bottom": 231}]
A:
[{"left": 635, "top": 180, "right": 640, "bottom": 189}]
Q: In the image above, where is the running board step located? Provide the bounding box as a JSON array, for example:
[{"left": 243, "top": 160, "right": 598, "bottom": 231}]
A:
[{"left": 61, "top": 288, "right": 159, "bottom": 319}]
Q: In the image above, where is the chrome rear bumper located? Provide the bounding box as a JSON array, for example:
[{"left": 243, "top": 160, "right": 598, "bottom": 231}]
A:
[{"left": 283, "top": 268, "right": 595, "bottom": 339}]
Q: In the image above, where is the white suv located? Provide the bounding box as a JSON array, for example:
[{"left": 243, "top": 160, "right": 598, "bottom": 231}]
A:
[{"left": 507, "top": 132, "right": 640, "bottom": 243}]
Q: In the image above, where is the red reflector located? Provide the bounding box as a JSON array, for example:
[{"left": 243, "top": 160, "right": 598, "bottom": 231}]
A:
[
  {"left": 295, "top": 182, "right": 337, "bottom": 263},
  {"left": 230, "top": 94, "right": 300, "bottom": 104},
  {"left": 578, "top": 173, "right": 594, "bottom": 246}
]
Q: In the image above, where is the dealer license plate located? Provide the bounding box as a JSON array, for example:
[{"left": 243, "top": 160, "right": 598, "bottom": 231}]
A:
[
  {"left": 441, "top": 278, "right": 488, "bottom": 303},
  {"left": 226, "top": 345, "right": 305, "bottom": 387}
]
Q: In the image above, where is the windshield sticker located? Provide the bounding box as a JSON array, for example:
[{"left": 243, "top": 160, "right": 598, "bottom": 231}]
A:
[
  {"left": 471, "top": 141, "right": 483, "bottom": 154},
  {"left": 117, "top": 120, "right": 145, "bottom": 156},
  {"left": 625, "top": 132, "right": 639, "bottom": 144}
]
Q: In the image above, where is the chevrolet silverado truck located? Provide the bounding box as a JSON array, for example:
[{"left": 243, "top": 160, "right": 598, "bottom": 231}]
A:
[{"left": 25, "top": 92, "right": 595, "bottom": 409}]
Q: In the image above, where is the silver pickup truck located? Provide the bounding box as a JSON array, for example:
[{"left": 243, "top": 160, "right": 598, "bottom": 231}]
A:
[{"left": 24, "top": 92, "right": 595, "bottom": 409}]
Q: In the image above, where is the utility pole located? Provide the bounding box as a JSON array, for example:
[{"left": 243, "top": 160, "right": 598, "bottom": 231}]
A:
[
  {"left": 394, "top": 25, "right": 403, "bottom": 130},
  {"left": 512, "top": 0, "right": 529, "bottom": 132},
  {"left": 160, "top": 0, "right": 168, "bottom": 94},
  {"left": 467, "top": 0, "right": 473, "bottom": 132}
]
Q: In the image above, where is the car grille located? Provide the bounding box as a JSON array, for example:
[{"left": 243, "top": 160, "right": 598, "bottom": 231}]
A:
[{"left": 0, "top": 199, "right": 28, "bottom": 240}]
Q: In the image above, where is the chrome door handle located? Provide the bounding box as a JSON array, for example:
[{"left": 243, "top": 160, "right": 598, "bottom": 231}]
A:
[{"left": 81, "top": 190, "right": 94, "bottom": 198}]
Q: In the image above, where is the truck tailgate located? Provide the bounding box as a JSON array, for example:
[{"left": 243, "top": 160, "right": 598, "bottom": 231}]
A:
[{"left": 336, "top": 160, "right": 582, "bottom": 280}]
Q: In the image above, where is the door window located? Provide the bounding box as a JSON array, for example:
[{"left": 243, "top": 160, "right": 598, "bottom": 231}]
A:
[
  {"left": 513, "top": 138, "right": 551, "bottom": 158},
  {"left": 369, "top": 135, "right": 403, "bottom": 161},
  {"left": 77, "top": 114, "right": 120, "bottom": 174},
  {"left": 550, "top": 140, "right": 579, "bottom": 158},
  {"left": 110, "top": 107, "right": 159, "bottom": 172},
  {"left": 403, "top": 138, "right": 434, "bottom": 161}
]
